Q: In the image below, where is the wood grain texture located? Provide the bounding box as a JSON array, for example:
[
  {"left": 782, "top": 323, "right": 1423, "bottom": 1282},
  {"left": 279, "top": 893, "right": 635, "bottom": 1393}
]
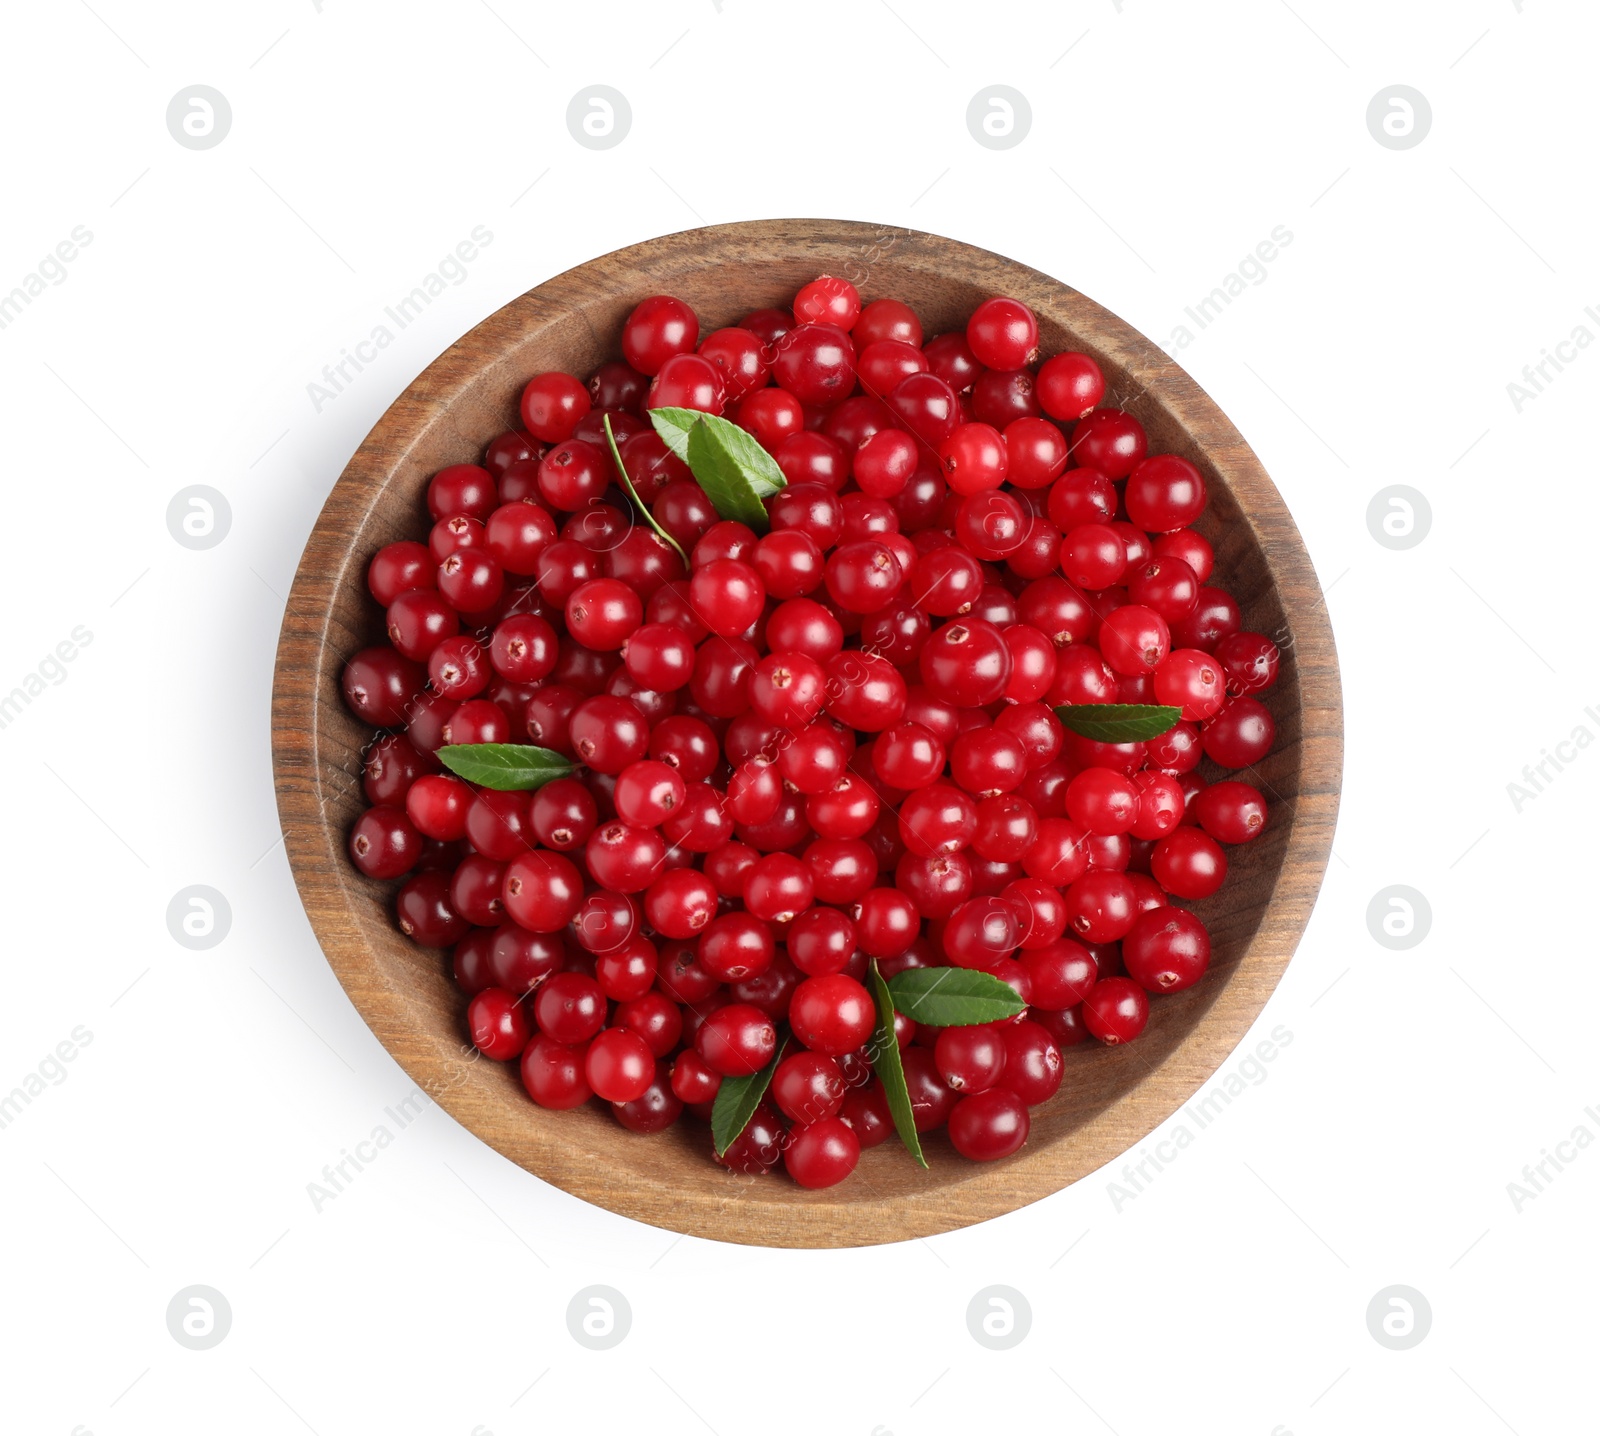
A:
[{"left": 270, "top": 220, "right": 1342, "bottom": 1248}]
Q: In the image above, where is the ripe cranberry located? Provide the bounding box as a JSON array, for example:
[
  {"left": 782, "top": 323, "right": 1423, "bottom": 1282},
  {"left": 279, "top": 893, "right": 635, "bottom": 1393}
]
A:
[
  {"left": 697, "top": 326, "right": 770, "bottom": 399},
  {"left": 950, "top": 730, "right": 1029, "bottom": 798},
  {"left": 428, "top": 463, "right": 498, "bottom": 522},
  {"left": 532, "top": 971, "right": 604, "bottom": 1046},
  {"left": 943, "top": 896, "right": 1021, "bottom": 970},
  {"left": 901, "top": 1047, "right": 961, "bottom": 1132},
  {"left": 1081, "top": 977, "right": 1149, "bottom": 1045},
  {"left": 615, "top": 992, "right": 685, "bottom": 1059},
  {"left": 1193, "top": 780, "right": 1268, "bottom": 843},
  {"left": 622, "top": 295, "right": 698, "bottom": 376},
  {"left": 1203, "top": 697, "right": 1276, "bottom": 769},
  {"left": 594, "top": 934, "right": 657, "bottom": 1001},
  {"left": 468, "top": 988, "right": 530, "bottom": 1061},
  {"left": 1153, "top": 648, "right": 1227, "bottom": 721},
  {"left": 1125, "top": 454, "right": 1207, "bottom": 532},
  {"left": 935, "top": 1025, "right": 1008, "bottom": 1093},
  {"left": 773, "top": 432, "right": 850, "bottom": 491},
  {"left": 575, "top": 890, "right": 640, "bottom": 957},
  {"left": 949, "top": 1088, "right": 1030, "bottom": 1160},
  {"left": 502, "top": 851, "right": 582, "bottom": 932},
  {"left": 805, "top": 839, "right": 879, "bottom": 905},
  {"left": 647, "top": 351, "right": 726, "bottom": 415},
  {"left": 363, "top": 735, "right": 432, "bottom": 807},
  {"left": 405, "top": 774, "right": 473, "bottom": 842},
  {"left": 772, "top": 1050, "right": 846, "bottom": 1125},
  {"left": 848, "top": 886, "right": 916, "bottom": 958},
  {"left": 521, "top": 1035, "right": 592, "bottom": 1109},
  {"left": 697, "top": 912, "right": 775, "bottom": 983},
  {"left": 888, "top": 371, "right": 962, "bottom": 446},
  {"left": 822, "top": 650, "right": 907, "bottom": 732},
  {"left": 789, "top": 974, "right": 876, "bottom": 1055},
  {"left": 369, "top": 541, "right": 436, "bottom": 606},
  {"left": 396, "top": 871, "right": 469, "bottom": 947},
  {"left": 1213, "top": 631, "right": 1280, "bottom": 697},
  {"left": 773, "top": 322, "right": 856, "bottom": 405},
  {"left": 940, "top": 421, "right": 1008, "bottom": 496},
  {"left": 1019, "top": 939, "right": 1099, "bottom": 1011},
  {"left": 972, "top": 368, "right": 1040, "bottom": 429},
  {"left": 716, "top": 1103, "right": 785, "bottom": 1174},
  {"left": 343, "top": 647, "right": 425, "bottom": 726},
  {"left": 997, "top": 1019, "right": 1063, "bottom": 1104},
  {"left": 839, "top": 1084, "right": 894, "bottom": 1147},
  {"left": 1036, "top": 351, "right": 1105, "bottom": 420},
  {"left": 919, "top": 619, "right": 1013, "bottom": 706},
  {"left": 612, "top": 1062, "right": 684, "bottom": 1133},
  {"left": 584, "top": 1027, "right": 656, "bottom": 1103},
  {"left": 1063, "top": 871, "right": 1138, "bottom": 944},
  {"left": 1151, "top": 827, "right": 1228, "bottom": 899},
  {"left": 966, "top": 296, "right": 1038, "bottom": 370},
  {"left": 736, "top": 387, "right": 805, "bottom": 450},
  {"left": 348, "top": 806, "right": 422, "bottom": 879},
  {"left": 794, "top": 274, "right": 860, "bottom": 328},
  {"left": 1022, "top": 817, "right": 1090, "bottom": 886},
  {"left": 670, "top": 1050, "right": 723, "bottom": 1105},
  {"left": 1099, "top": 604, "right": 1171, "bottom": 676},
  {"left": 1173, "top": 586, "right": 1243, "bottom": 651},
  {"left": 898, "top": 783, "right": 978, "bottom": 859},
  {"left": 1123, "top": 908, "right": 1211, "bottom": 994},
  {"left": 520, "top": 372, "right": 590, "bottom": 444},
  {"left": 785, "top": 907, "right": 856, "bottom": 977},
  {"left": 785, "top": 1116, "right": 861, "bottom": 1189},
  {"left": 1070, "top": 408, "right": 1146, "bottom": 478},
  {"left": 644, "top": 868, "right": 719, "bottom": 939},
  {"left": 695, "top": 1002, "right": 778, "bottom": 1077}
]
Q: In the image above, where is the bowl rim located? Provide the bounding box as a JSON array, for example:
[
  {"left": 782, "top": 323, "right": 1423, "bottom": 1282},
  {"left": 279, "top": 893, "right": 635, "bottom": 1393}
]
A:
[{"left": 271, "top": 218, "right": 1343, "bottom": 1248}]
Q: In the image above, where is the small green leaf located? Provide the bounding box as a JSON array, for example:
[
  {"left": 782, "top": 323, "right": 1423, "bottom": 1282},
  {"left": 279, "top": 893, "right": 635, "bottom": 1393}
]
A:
[
  {"left": 1053, "top": 703, "right": 1184, "bottom": 743},
  {"left": 868, "top": 961, "right": 927, "bottom": 1170},
  {"left": 602, "top": 413, "right": 688, "bottom": 564},
  {"left": 711, "top": 1036, "right": 786, "bottom": 1157},
  {"left": 647, "top": 405, "right": 700, "bottom": 465},
  {"left": 886, "top": 966, "right": 1027, "bottom": 1026},
  {"left": 649, "top": 406, "right": 787, "bottom": 530},
  {"left": 437, "top": 743, "right": 575, "bottom": 791}
]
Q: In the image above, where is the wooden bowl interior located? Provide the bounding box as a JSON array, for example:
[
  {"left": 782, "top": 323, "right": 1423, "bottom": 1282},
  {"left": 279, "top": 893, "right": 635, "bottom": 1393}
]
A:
[{"left": 273, "top": 221, "right": 1338, "bottom": 1247}]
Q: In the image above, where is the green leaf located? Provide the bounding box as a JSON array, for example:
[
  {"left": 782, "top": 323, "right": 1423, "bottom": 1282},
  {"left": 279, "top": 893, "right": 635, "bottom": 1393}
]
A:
[
  {"left": 649, "top": 406, "right": 786, "bottom": 530},
  {"left": 868, "top": 961, "right": 927, "bottom": 1170},
  {"left": 601, "top": 413, "right": 688, "bottom": 565},
  {"left": 437, "top": 743, "right": 575, "bottom": 791},
  {"left": 711, "top": 1036, "right": 786, "bottom": 1157},
  {"left": 646, "top": 405, "right": 700, "bottom": 465},
  {"left": 1053, "top": 703, "right": 1184, "bottom": 743},
  {"left": 886, "top": 966, "right": 1027, "bottom": 1026}
]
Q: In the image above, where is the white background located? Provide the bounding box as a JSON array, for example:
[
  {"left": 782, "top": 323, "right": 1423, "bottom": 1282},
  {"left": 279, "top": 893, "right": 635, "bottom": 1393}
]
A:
[{"left": 1, "top": 1, "right": 1595, "bottom": 1432}]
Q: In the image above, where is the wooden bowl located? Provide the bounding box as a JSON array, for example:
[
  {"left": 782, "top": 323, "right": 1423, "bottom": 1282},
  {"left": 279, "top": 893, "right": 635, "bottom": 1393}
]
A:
[{"left": 271, "top": 219, "right": 1341, "bottom": 1248}]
